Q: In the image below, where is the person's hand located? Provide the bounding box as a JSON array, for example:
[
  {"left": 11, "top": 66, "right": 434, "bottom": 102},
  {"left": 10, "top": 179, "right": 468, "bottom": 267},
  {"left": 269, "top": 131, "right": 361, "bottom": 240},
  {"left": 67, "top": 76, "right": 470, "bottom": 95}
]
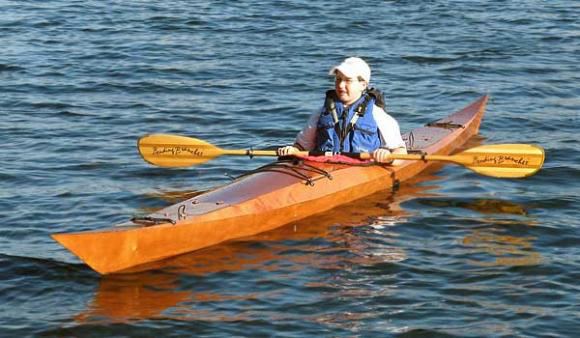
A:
[
  {"left": 372, "top": 148, "right": 393, "bottom": 164},
  {"left": 277, "top": 146, "right": 300, "bottom": 157}
]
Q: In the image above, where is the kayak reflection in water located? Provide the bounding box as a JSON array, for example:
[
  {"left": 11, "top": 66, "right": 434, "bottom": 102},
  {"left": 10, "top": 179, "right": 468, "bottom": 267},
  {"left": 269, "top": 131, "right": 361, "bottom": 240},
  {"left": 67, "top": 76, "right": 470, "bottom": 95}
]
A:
[{"left": 277, "top": 57, "right": 407, "bottom": 165}]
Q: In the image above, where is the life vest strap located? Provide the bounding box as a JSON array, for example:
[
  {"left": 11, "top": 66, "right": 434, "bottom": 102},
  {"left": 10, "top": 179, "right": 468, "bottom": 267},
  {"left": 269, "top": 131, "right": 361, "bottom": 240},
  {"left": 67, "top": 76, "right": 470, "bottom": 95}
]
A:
[{"left": 340, "top": 93, "right": 373, "bottom": 149}]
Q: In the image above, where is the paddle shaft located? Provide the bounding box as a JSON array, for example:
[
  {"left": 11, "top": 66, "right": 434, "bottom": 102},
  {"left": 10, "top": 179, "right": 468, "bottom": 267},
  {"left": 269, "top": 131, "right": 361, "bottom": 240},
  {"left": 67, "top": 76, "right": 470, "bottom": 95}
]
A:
[
  {"left": 172, "top": 148, "right": 534, "bottom": 167},
  {"left": 226, "top": 149, "right": 456, "bottom": 163},
  {"left": 227, "top": 149, "right": 373, "bottom": 159}
]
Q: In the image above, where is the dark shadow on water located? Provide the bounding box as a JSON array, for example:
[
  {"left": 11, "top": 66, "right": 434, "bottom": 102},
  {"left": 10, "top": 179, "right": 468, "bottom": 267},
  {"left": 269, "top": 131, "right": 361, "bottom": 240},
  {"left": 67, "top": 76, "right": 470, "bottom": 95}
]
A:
[
  {"left": 416, "top": 197, "right": 529, "bottom": 216},
  {"left": 411, "top": 196, "right": 542, "bottom": 267}
]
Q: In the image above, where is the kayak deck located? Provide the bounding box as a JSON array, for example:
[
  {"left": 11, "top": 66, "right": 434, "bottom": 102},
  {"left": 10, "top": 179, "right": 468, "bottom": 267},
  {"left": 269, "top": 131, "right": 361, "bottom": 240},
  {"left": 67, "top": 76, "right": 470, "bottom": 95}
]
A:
[{"left": 53, "top": 95, "right": 488, "bottom": 274}]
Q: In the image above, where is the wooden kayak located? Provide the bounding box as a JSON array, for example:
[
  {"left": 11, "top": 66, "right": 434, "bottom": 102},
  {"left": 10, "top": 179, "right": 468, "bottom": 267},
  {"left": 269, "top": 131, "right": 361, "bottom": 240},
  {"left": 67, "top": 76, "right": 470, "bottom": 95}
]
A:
[{"left": 52, "top": 95, "right": 488, "bottom": 275}]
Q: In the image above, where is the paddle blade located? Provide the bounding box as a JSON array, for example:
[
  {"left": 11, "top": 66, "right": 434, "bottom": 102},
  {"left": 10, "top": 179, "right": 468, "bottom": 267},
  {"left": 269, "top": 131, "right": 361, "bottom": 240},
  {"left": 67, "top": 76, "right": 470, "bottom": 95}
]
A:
[
  {"left": 138, "top": 134, "right": 224, "bottom": 167},
  {"left": 459, "top": 144, "right": 545, "bottom": 178}
]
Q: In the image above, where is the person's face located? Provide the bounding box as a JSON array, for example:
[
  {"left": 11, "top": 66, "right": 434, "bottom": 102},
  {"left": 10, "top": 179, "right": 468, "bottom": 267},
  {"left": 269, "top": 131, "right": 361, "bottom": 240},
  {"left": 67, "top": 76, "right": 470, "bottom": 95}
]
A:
[{"left": 334, "top": 70, "right": 368, "bottom": 105}]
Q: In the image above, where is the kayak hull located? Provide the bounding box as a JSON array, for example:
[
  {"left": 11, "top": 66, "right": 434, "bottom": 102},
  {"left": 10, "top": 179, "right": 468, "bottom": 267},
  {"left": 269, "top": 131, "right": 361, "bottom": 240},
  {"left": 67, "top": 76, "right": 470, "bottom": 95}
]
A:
[{"left": 53, "top": 95, "right": 488, "bottom": 274}]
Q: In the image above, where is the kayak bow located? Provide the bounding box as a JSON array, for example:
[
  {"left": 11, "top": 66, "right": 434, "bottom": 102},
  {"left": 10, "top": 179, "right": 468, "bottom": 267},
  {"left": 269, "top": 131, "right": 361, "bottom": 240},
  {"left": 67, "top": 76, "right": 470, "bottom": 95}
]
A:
[{"left": 54, "top": 95, "right": 493, "bottom": 274}]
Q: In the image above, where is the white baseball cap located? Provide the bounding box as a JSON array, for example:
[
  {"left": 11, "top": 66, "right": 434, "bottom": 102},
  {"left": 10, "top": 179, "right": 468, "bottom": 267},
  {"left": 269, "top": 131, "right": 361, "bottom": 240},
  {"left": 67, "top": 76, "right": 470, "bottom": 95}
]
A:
[{"left": 328, "top": 57, "right": 371, "bottom": 83}]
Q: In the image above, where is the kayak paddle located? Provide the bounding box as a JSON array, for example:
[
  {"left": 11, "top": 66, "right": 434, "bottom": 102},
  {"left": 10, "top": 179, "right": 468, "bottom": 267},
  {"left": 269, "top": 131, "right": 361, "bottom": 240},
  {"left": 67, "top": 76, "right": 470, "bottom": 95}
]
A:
[{"left": 138, "top": 134, "right": 544, "bottom": 178}]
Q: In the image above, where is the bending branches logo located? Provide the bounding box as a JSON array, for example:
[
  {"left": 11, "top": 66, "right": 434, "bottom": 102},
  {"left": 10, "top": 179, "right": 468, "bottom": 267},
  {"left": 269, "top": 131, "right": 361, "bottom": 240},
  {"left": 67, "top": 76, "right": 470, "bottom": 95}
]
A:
[
  {"left": 473, "top": 154, "right": 529, "bottom": 167},
  {"left": 152, "top": 146, "right": 204, "bottom": 157}
]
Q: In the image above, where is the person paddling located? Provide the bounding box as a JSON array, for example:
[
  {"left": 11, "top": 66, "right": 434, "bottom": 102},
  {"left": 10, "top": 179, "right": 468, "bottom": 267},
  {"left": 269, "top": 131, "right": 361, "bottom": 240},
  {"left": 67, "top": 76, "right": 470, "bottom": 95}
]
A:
[{"left": 277, "top": 57, "right": 407, "bottom": 164}]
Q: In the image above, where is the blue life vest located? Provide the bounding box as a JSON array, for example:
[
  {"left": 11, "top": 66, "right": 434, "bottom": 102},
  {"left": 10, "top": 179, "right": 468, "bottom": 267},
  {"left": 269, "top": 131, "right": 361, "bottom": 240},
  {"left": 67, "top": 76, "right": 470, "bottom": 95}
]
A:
[{"left": 315, "top": 90, "right": 381, "bottom": 153}]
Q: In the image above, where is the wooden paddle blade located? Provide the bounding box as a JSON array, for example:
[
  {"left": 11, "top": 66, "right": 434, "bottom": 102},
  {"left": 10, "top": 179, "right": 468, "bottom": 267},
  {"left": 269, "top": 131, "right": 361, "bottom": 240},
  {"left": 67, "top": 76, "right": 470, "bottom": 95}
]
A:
[
  {"left": 138, "top": 134, "right": 224, "bottom": 167},
  {"left": 459, "top": 144, "right": 545, "bottom": 178}
]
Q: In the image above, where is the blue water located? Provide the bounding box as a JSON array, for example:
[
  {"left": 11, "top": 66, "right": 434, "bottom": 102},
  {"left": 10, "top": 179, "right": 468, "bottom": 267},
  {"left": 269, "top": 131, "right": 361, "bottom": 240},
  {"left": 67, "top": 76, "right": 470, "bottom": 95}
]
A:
[{"left": 1, "top": 1, "right": 579, "bottom": 337}]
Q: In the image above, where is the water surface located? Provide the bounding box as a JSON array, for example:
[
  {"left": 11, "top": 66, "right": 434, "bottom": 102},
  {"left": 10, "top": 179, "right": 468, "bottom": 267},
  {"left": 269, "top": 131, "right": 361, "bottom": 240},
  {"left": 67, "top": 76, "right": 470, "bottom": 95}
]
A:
[{"left": 1, "top": 1, "right": 578, "bottom": 337}]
